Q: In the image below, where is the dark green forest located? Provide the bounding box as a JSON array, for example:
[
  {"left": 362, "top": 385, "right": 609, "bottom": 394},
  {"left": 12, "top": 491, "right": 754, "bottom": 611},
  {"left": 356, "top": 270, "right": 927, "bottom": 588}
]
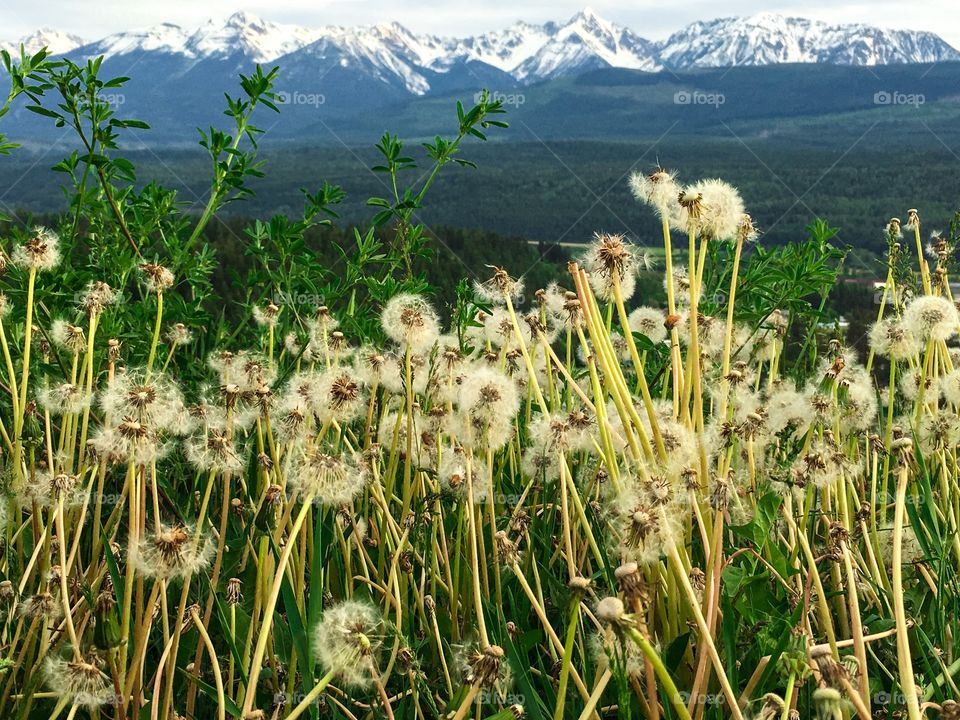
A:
[{"left": 2, "top": 137, "right": 956, "bottom": 258}]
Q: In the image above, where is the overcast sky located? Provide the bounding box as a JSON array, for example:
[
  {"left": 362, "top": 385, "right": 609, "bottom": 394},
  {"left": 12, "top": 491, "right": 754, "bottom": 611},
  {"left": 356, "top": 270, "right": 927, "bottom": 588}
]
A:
[{"left": 5, "top": 0, "right": 960, "bottom": 47}]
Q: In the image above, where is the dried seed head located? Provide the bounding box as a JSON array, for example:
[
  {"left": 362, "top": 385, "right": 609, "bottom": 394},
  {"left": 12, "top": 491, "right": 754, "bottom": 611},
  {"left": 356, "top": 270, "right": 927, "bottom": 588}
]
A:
[
  {"left": 494, "top": 530, "right": 521, "bottom": 566},
  {"left": 906, "top": 208, "right": 920, "bottom": 230},
  {"left": 614, "top": 562, "right": 644, "bottom": 601},
  {"left": 887, "top": 217, "right": 903, "bottom": 239},
  {"left": 81, "top": 281, "right": 117, "bottom": 315},
  {"left": 252, "top": 302, "right": 281, "bottom": 327},
  {"left": 140, "top": 263, "right": 174, "bottom": 293},
  {"left": 467, "top": 645, "right": 506, "bottom": 688},
  {"left": 595, "top": 596, "right": 626, "bottom": 625},
  {"left": 226, "top": 577, "right": 242, "bottom": 605},
  {"left": 737, "top": 213, "right": 758, "bottom": 244},
  {"left": 165, "top": 323, "right": 194, "bottom": 347}
]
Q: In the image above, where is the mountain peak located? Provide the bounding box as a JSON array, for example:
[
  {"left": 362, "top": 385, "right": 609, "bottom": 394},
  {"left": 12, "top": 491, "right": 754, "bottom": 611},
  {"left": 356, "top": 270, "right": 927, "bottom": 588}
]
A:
[
  {"left": 4, "top": 28, "right": 85, "bottom": 56},
  {"left": 565, "top": 7, "right": 617, "bottom": 33},
  {"left": 224, "top": 10, "right": 260, "bottom": 27},
  {"left": 574, "top": 7, "right": 603, "bottom": 21},
  {"left": 8, "top": 11, "right": 959, "bottom": 92}
]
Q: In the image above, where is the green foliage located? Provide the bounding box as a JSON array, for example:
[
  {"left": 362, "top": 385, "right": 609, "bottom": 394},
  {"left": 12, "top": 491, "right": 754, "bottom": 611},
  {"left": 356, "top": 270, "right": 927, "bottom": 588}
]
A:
[{"left": 0, "top": 52, "right": 516, "bottom": 377}]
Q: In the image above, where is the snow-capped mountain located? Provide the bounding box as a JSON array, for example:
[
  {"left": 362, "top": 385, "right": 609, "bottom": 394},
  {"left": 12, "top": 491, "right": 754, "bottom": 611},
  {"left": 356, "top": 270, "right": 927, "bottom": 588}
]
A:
[
  {"left": 656, "top": 12, "right": 960, "bottom": 69},
  {"left": 80, "top": 13, "right": 321, "bottom": 64},
  {"left": 82, "top": 23, "right": 191, "bottom": 58},
  {"left": 3, "top": 9, "right": 960, "bottom": 145},
  {"left": 183, "top": 11, "right": 322, "bottom": 64},
  {"left": 1, "top": 28, "right": 84, "bottom": 57},
  {"left": 5, "top": 9, "right": 957, "bottom": 92},
  {"left": 442, "top": 21, "right": 556, "bottom": 73},
  {"left": 512, "top": 9, "right": 660, "bottom": 80}
]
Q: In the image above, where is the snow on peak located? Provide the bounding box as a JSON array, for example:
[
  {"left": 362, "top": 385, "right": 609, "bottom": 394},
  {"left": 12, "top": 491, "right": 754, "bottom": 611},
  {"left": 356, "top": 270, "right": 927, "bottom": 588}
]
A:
[
  {"left": 514, "top": 8, "right": 660, "bottom": 80},
  {"left": 83, "top": 23, "right": 191, "bottom": 57},
  {"left": 656, "top": 12, "right": 960, "bottom": 68},
  {"left": 185, "top": 12, "right": 321, "bottom": 63},
  {"left": 2, "top": 28, "right": 85, "bottom": 57},
  {"left": 6, "top": 8, "right": 959, "bottom": 94}
]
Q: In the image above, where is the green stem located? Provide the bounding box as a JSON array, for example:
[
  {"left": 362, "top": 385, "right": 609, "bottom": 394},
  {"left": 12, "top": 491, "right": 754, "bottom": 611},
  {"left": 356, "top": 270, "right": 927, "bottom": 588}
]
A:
[{"left": 625, "top": 627, "right": 693, "bottom": 720}]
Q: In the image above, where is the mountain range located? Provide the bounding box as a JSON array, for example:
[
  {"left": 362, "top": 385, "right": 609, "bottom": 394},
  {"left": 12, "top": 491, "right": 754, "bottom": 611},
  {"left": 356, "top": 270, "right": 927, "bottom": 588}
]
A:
[
  {"left": 2, "top": 9, "right": 960, "bottom": 144},
  {"left": 4, "top": 9, "right": 959, "bottom": 84}
]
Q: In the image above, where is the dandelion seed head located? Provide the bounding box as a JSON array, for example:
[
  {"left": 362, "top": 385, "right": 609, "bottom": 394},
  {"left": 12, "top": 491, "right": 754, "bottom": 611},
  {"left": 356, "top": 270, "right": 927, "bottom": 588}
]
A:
[
  {"left": 44, "top": 656, "right": 113, "bottom": 709},
  {"left": 100, "top": 370, "right": 185, "bottom": 432},
  {"left": 50, "top": 319, "right": 86, "bottom": 353},
  {"left": 80, "top": 281, "right": 117, "bottom": 316},
  {"left": 252, "top": 302, "right": 281, "bottom": 327},
  {"left": 583, "top": 233, "right": 638, "bottom": 302},
  {"left": 459, "top": 366, "right": 520, "bottom": 424},
  {"left": 900, "top": 368, "right": 939, "bottom": 403},
  {"left": 133, "top": 523, "right": 213, "bottom": 580},
  {"left": 314, "top": 367, "right": 365, "bottom": 424},
  {"left": 475, "top": 267, "right": 524, "bottom": 306},
  {"left": 184, "top": 427, "right": 243, "bottom": 474},
  {"left": 290, "top": 448, "right": 368, "bottom": 506},
  {"left": 629, "top": 166, "right": 681, "bottom": 216},
  {"left": 18, "top": 592, "right": 62, "bottom": 620},
  {"left": 381, "top": 293, "right": 440, "bottom": 352},
  {"left": 628, "top": 306, "right": 667, "bottom": 344},
  {"left": 38, "top": 380, "right": 90, "bottom": 416},
  {"left": 165, "top": 323, "right": 194, "bottom": 347},
  {"left": 313, "top": 601, "right": 387, "bottom": 688},
  {"left": 12, "top": 227, "right": 61, "bottom": 271},
  {"left": 869, "top": 318, "right": 920, "bottom": 360},
  {"left": 903, "top": 295, "right": 958, "bottom": 341},
  {"left": 140, "top": 262, "right": 174, "bottom": 293}
]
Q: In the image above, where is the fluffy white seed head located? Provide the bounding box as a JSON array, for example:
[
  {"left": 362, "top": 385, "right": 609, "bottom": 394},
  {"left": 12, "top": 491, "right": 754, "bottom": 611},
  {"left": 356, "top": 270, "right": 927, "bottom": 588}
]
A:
[
  {"left": 132, "top": 524, "right": 214, "bottom": 581},
  {"left": 670, "top": 179, "right": 745, "bottom": 240},
  {"left": 629, "top": 167, "right": 681, "bottom": 217},
  {"left": 868, "top": 318, "right": 921, "bottom": 360},
  {"left": 381, "top": 294, "right": 440, "bottom": 352},
  {"left": 903, "top": 295, "right": 958, "bottom": 341},
  {"left": 314, "top": 601, "right": 387, "bottom": 688},
  {"left": 290, "top": 448, "right": 368, "bottom": 506},
  {"left": 628, "top": 306, "right": 667, "bottom": 344},
  {"left": 582, "top": 233, "right": 638, "bottom": 302},
  {"left": 12, "top": 227, "right": 61, "bottom": 271},
  {"left": 43, "top": 656, "right": 113, "bottom": 708}
]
